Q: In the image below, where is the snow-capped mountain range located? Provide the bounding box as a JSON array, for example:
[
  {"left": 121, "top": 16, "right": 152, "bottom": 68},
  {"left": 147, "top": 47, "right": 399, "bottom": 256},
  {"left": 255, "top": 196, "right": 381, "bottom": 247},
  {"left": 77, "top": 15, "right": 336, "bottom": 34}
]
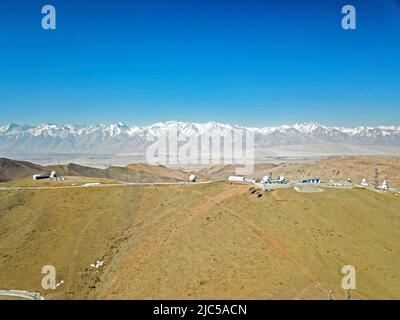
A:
[{"left": 1, "top": 121, "right": 400, "bottom": 154}]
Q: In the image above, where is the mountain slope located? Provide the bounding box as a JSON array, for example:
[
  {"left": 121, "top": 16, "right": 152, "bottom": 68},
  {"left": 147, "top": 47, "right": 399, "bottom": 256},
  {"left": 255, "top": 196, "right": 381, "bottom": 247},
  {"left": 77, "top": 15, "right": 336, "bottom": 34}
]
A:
[
  {"left": 0, "top": 158, "right": 193, "bottom": 183},
  {"left": 1, "top": 182, "right": 399, "bottom": 299},
  {"left": 0, "top": 158, "right": 45, "bottom": 182},
  {"left": 199, "top": 156, "right": 400, "bottom": 188},
  {"left": 46, "top": 163, "right": 193, "bottom": 183}
]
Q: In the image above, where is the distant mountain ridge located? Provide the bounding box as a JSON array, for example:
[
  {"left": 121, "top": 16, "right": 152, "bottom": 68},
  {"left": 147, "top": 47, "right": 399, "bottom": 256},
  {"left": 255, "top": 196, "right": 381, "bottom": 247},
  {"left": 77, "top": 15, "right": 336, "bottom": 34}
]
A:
[{"left": 1, "top": 121, "right": 400, "bottom": 154}]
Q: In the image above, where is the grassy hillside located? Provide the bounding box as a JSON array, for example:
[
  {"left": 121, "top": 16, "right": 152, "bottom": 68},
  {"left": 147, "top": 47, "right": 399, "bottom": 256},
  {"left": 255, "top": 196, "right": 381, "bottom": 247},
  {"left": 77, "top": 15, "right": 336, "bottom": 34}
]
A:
[{"left": 1, "top": 182, "right": 399, "bottom": 299}]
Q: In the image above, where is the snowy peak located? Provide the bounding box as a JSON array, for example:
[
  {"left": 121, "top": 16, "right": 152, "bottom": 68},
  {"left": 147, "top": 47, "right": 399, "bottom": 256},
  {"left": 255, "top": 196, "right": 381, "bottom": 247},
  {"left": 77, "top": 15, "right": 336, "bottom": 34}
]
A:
[
  {"left": 1, "top": 121, "right": 399, "bottom": 138},
  {"left": 293, "top": 122, "right": 326, "bottom": 133},
  {"left": 0, "top": 121, "right": 399, "bottom": 153},
  {"left": 0, "top": 123, "right": 31, "bottom": 133}
]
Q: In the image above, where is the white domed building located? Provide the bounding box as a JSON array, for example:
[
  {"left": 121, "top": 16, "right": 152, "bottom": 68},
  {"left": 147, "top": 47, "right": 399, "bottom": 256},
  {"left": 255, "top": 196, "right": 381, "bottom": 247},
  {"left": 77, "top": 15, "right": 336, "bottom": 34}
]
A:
[
  {"left": 262, "top": 176, "right": 271, "bottom": 183},
  {"left": 381, "top": 180, "right": 390, "bottom": 190}
]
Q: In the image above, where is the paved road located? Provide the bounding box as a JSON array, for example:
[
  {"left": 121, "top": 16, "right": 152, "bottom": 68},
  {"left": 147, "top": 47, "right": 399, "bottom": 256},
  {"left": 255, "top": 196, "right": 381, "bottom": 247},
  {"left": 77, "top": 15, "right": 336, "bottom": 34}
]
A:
[
  {"left": 0, "top": 180, "right": 219, "bottom": 191},
  {"left": 0, "top": 290, "right": 44, "bottom": 300}
]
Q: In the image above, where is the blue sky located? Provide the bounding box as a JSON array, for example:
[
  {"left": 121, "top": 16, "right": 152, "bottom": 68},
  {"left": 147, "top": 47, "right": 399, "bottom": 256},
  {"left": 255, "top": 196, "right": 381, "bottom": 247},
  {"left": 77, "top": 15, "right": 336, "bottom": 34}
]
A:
[{"left": 0, "top": 0, "right": 399, "bottom": 127}]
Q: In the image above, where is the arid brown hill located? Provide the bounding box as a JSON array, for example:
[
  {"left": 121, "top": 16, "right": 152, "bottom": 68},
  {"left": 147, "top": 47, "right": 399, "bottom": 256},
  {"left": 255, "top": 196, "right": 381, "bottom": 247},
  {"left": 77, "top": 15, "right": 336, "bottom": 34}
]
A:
[
  {"left": 0, "top": 158, "right": 196, "bottom": 183},
  {"left": 1, "top": 182, "right": 399, "bottom": 299},
  {"left": 0, "top": 158, "right": 45, "bottom": 182},
  {"left": 199, "top": 156, "right": 400, "bottom": 187},
  {"left": 46, "top": 163, "right": 191, "bottom": 183}
]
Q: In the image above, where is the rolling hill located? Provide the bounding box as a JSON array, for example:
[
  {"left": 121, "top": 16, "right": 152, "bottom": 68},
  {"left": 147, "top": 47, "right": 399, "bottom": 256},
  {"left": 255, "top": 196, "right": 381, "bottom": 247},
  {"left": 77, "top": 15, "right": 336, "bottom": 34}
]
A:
[
  {"left": 0, "top": 181, "right": 399, "bottom": 299},
  {"left": 0, "top": 158, "right": 45, "bottom": 182},
  {"left": 0, "top": 158, "right": 195, "bottom": 183},
  {"left": 45, "top": 162, "right": 200, "bottom": 183},
  {"left": 199, "top": 156, "right": 400, "bottom": 188}
]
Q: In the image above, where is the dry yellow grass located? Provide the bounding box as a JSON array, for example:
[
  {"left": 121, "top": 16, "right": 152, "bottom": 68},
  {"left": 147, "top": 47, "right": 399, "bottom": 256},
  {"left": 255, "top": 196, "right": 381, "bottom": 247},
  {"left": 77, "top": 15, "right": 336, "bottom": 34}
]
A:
[{"left": 0, "top": 182, "right": 399, "bottom": 300}]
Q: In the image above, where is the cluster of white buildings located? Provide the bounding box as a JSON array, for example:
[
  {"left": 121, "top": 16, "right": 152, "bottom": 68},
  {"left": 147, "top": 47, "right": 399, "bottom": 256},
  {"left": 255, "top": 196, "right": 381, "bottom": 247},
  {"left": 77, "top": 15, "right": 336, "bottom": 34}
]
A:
[
  {"left": 228, "top": 173, "right": 288, "bottom": 186},
  {"left": 263, "top": 175, "right": 288, "bottom": 184},
  {"left": 360, "top": 178, "right": 390, "bottom": 190}
]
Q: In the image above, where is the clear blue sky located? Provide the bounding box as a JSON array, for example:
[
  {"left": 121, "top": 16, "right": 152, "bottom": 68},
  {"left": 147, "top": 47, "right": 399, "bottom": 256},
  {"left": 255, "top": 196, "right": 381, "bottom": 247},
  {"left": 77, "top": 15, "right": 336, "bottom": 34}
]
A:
[{"left": 0, "top": 0, "right": 399, "bottom": 127}]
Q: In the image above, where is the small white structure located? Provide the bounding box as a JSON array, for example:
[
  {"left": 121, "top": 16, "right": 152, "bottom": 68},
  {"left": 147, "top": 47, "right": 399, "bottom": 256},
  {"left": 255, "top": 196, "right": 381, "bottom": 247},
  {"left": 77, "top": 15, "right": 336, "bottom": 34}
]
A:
[
  {"left": 301, "top": 178, "right": 321, "bottom": 184},
  {"left": 262, "top": 176, "right": 271, "bottom": 183},
  {"left": 90, "top": 260, "right": 105, "bottom": 269},
  {"left": 33, "top": 171, "right": 58, "bottom": 181},
  {"left": 381, "top": 180, "right": 390, "bottom": 190},
  {"left": 189, "top": 174, "right": 196, "bottom": 183},
  {"left": 360, "top": 178, "right": 368, "bottom": 187},
  {"left": 82, "top": 183, "right": 101, "bottom": 187},
  {"left": 331, "top": 182, "right": 345, "bottom": 187},
  {"left": 33, "top": 173, "right": 50, "bottom": 180},
  {"left": 229, "top": 176, "right": 256, "bottom": 183},
  {"left": 228, "top": 176, "right": 245, "bottom": 182}
]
